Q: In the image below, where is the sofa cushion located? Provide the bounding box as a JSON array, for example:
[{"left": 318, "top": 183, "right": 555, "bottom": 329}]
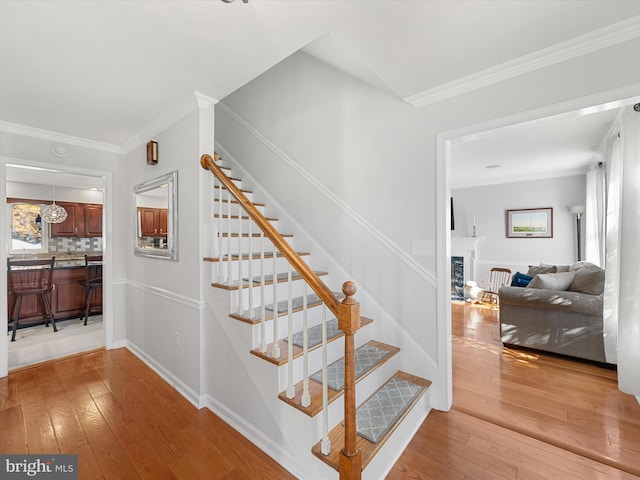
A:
[
  {"left": 568, "top": 267, "right": 605, "bottom": 295},
  {"left": 511, "top": 272, "right": 534, "bottom": 287},
  {"left": 527, "top": 265, "right": 557, "bottom": 276},
  {"left": 528, "top": 271, "right": 576, "bottom": 291}
]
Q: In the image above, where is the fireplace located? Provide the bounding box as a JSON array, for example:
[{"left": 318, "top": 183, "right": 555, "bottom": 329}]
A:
[
  {"left": 451, "top": 256, "right": 464, "bottom": 300},
  {"left": 451, "top": 237, "right": 482, "bottom": 301}
]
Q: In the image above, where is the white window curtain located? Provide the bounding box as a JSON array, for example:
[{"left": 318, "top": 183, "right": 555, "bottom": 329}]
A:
[
  {"left": 585, "top": 163, "right": 606, "bottom": 267},
  {"left": 605, "top": 105, "right": 640, "bottom": 396}
]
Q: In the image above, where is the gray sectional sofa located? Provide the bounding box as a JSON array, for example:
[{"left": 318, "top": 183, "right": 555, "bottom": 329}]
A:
[{"left": 499, "top": 262, "right": 610, "bottom": 364}]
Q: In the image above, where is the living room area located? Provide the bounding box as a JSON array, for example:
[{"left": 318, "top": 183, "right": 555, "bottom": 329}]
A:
[{"left": 441, "top": 99, "right": 640, "bottom": 477}]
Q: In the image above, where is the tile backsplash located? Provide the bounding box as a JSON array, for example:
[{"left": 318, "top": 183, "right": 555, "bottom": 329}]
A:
[{"left": 49, "top": 237, "right": 103, "bottom": 253}]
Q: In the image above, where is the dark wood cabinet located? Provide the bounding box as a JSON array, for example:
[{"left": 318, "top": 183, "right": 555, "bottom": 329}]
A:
[
  {"left": 138, "top": 207, "right": 168, "bottom": 237},
  {"left": 50, "top": 203, "right": 102, "bottom": 238},
  {"left": 84, "top": 205, "right": 103, "bottom": 237},
  {"left": 50, "top": 202, "right": 84, "bottom": 237},
  {"left": 8, "top": 265, "right": 102, "bottom": 323}
]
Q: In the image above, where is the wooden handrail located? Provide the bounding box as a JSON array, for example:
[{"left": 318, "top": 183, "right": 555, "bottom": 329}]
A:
[
  {"left": 201, "top": 153, "right": 361, "bottom": 480},
  {"left": 201, "top": 153, "right": 341, "bottom": 316}
]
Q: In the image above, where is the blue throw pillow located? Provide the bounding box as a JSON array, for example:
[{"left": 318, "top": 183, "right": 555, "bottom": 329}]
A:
[{"left": 511, "top": 272, "right": 533, "bottom": 287}]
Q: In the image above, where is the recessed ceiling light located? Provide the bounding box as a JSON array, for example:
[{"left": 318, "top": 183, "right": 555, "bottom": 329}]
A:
[{"left": 485, "top": 164, "right": 501, "bottom": 169}]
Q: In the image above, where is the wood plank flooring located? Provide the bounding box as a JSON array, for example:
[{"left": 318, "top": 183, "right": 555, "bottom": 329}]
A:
[
  {"left": 0, "top": 348, "right": 296, "bottom": 480},
  {"left": 387, "top": 301, "right": 640, "bottom": 480},
  {"left": 2, "top": 302, "right": 639, "bottom": 479}
]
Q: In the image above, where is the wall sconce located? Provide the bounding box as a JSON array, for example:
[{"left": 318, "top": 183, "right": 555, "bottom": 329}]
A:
[
  {"left": 146, "top": 141, "right": 158, "bottom": 165},
  {"left": 568, "top": 205, "right": 585, "bottom": 261}
]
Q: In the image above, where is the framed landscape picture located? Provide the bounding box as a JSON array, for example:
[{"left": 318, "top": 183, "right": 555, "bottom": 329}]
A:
[{"left": 506, "top": 207, "right": 553, "bottom": 238}]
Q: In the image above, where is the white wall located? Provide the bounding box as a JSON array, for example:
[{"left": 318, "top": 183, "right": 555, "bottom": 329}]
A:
[
  {"left": 123, "top": 109, "right": 205, "bottom": 404},
  {"left": 215, "top": 34, "right": 640, "bottom": 411},
  {"left": 452, "top": 175, "right": 587, "bottom": 282}
]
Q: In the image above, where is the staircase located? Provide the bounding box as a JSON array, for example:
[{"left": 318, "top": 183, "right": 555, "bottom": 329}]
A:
[{"left": 201, "top": 153, "right": 432, "bottom": 480}]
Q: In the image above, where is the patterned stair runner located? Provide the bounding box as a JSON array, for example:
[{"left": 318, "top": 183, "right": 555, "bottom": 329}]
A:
[
  {"left": 265, "top": 292, "right": 343, "bottom": 314},
  {"left": 285, "top": 318, "right": 341, "bottom": 348},
  {"left": 243, "top": 270, "right": 325, "bottom": 285},
  {"left": 355, "top": 376, "right": 423, "bottom": 443},
  {"left": 310, "top": 343, "right": 390, "bottom": 391}
]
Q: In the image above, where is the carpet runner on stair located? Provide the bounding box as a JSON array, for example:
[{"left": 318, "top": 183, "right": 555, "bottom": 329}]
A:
[
  {"left": 310, "top": 343, "right": 390, "bottom": 391},
  {"left": 243, "top": 270, "right": 325, "bottom": 285},
  {"left": 265, "top": 292, "right": 343, "bottom": 314},
  {"left": 284, "top": 318, "right": 341, "bottom": 348},
  {"left": 355, "top": 376, "right": 423, "bottom": 443}
]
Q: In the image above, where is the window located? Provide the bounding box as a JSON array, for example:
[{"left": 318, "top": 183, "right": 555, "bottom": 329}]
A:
[{"left": 8, "top": 203, "right": 49, "bottom": 253}]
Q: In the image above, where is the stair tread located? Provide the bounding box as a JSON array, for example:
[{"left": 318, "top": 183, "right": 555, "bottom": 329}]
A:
[
  {"left": 214, "top": 185, "right": 252, "bottom": 194},
  {"left": 210, "top": 270, "right": 328, "bottom": 291},
  {"left": 214, "top": 214, "right": 278, "bottom": 221},
  {"left": 278, "top": 340, "right": 400, "bottom": 417},
  {"left": 221, "top": 232, "right": 293, "bottom": 238},
  {"left": 265, "top": 291, "right": 343, "bottom": 314},
  {"left": 203, "top": 251, "right": 309, "bottom": 263},
  {"left": 214, "top": 198, "right": 265, "bottom": 207},
  {"left": 311, "top": 371, "right": 431, "bottom": 471},
  {"left": 245, "top": 270, "right": 328, "bottom": 285},
  {"left": 250, "top": 317, "right": 374, "bottom": 366},
  {"left": 228, "top": 290, "right": 330, "bottom": 324}
]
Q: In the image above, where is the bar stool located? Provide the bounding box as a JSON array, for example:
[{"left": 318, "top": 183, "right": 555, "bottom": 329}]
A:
[
  {"left": 82, "top": 255, "right": 103, "bottom": 325},
  {"left": 7, "top": 257, "right": 57, "bottom": 342}
]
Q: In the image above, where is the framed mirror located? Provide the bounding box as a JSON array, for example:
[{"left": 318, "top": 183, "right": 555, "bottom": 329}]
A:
[{"left": 134, "top": 171, "right": 178, "bottom": 261}]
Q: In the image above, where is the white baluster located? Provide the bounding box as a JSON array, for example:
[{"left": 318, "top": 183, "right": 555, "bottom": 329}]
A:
[
  {"left": 236, "top": 202, "right": 244, "bottom": 315},
  {"left": 301, "top": 282, "right": 311, "bottom": 407},
  {"left": 271, "top": 247, "right": 280, "bottom": 358},
  {"left": 321, "top": 304, "right": 331, "bottom": 455},
  {"left": 226, "top": 187, "right": 232, "bottom": 287},
  {"left": 247, "top": 219, "right": 254, "bottom": 319},
  {"left": 286, "top": 262, "right": 294, "bottom": 399},
  {"left": 217, "top": 181, "right": 224, "bottom": 284},
  {"left": 259, "top": 232, "right": 267, "bottom": 353}
]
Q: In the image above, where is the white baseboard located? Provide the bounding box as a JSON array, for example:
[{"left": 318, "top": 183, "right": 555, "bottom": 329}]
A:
[
  {"left": 124, "top": 341, "right": 203, "bottom": 408},
  {"left": 202, "top": 394, "right": 310, "bottom": 480}
]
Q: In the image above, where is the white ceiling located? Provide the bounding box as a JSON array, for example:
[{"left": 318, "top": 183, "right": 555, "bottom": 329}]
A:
[{"left": 2, "top": 1, "right": 640, "bottom": 187}]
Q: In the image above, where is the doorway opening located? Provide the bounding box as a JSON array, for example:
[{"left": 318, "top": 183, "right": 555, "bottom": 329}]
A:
[{"left": 5, "top": 162, "right": 108, "bottom": 371}]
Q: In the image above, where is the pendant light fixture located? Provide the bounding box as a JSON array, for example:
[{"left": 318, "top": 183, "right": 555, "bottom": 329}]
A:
[{"left": 41, "top": 172, "right": 68, "bottom": 224}]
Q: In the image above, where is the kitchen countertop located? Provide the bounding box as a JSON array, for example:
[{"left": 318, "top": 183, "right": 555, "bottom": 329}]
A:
[{"left": 7, "top": 253, "right": 102, "bottom": 269}]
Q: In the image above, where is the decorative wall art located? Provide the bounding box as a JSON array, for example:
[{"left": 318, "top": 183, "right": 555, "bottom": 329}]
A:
[{"left": 506, "top": 207, "right": 553, "bottom": 238}]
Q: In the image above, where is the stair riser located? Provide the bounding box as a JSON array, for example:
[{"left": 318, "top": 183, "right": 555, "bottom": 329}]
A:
[
  {"left": 210, "top": 255, "right": 309, "bottom": 283},
  {"left": 214, "top": 217, "right": 279, "bottom": 231},
  {"left": 274, "top": 329, "right": 375, "bottom": 391},
  {"left": 214, "top": 189, "right": 254, "bottom": 202},
  {"left": 235, "top": 280, "right": 330, "bottom": 309},
  {"left": 213, "top": 201, "right": 266, "bottom": 216},
  {"left": 214, "top": 236, "right": 295, "bottom": 256},
  {"left": 246, "top": 301, "right": 328, "bottom": 339}
]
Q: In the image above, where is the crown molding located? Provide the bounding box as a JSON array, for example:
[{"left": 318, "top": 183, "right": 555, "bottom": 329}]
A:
[
  {"left": 406, "top": 15, "right": 640, "bottom": 108},
  {"left": 121, "top": 90, "right": 219, "bottom": 154},
  {"left": 0, "top": 120, "right": 123, "bottom": 154}
]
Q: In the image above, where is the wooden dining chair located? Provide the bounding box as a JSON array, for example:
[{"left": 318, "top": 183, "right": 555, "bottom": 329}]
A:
[
  {"left": 481, "top": 267, "right": 512, "bottom": 304},
  {"left": 7, "top": 257, "right": 57, "bottom": 342}
]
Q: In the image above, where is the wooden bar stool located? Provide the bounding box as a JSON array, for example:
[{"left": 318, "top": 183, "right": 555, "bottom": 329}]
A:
[
  {"left": 82, "top": 255, "right": 103, "bottom": 325},
  {"left": 7, "top": 257, "right": 57, "bottom": 342}
]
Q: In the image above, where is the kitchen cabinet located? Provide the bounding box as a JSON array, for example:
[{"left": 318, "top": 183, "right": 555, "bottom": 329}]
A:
[
  {"left": 50, "top": 203, "right": 102, "bottom": 238},
  {"left": 138, "top": 207, "right": 168, "bottom": 237},
  {"left": 8, "top": 264, "right": 102, "bottom": 324}
]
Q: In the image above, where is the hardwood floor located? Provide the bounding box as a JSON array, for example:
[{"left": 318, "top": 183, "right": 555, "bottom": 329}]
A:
[
  {"left": 387, "top": 301, "right": 640, "bottom": 480},
  {"left": 2, "top": 303, "right": 639, "bottom": 479},
  {"left": 0, "top": 348, "right": 296, "bottom": 480}
]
